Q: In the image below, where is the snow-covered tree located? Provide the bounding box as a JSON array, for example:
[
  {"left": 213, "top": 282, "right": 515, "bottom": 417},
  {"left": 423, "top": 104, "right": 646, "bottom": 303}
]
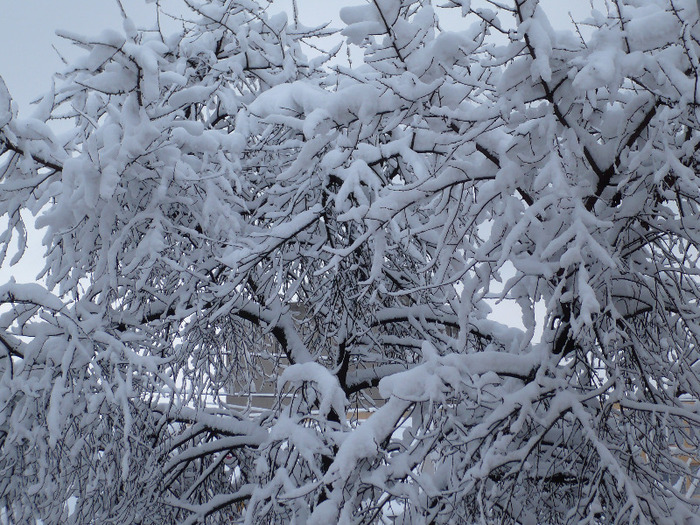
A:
[{"left": 1, "top": 0, "right": 700, "bottom": 523}]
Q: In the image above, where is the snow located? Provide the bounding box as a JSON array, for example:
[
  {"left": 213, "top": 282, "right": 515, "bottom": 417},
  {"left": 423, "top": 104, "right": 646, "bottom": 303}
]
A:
[
  {"left": 279, "top": 362, "right": 348, "bottom": 422},
  {"left": 625, "top": 7, "right": 678, "bottom": 51},
  {"left": 522, "top": 11, "right": 554, "bottom": 82},
  {"left": 339, "top": 5, "right": 384, "bottom": 45},
  {"left": 572, "top": 48, "right": 620, "bottom": 91},
  {"left": 1, "top": 0, "right": 700, "bottom": 523},
  {"left": 0, "top": 77, "right": 14, "bottom": 129}
]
